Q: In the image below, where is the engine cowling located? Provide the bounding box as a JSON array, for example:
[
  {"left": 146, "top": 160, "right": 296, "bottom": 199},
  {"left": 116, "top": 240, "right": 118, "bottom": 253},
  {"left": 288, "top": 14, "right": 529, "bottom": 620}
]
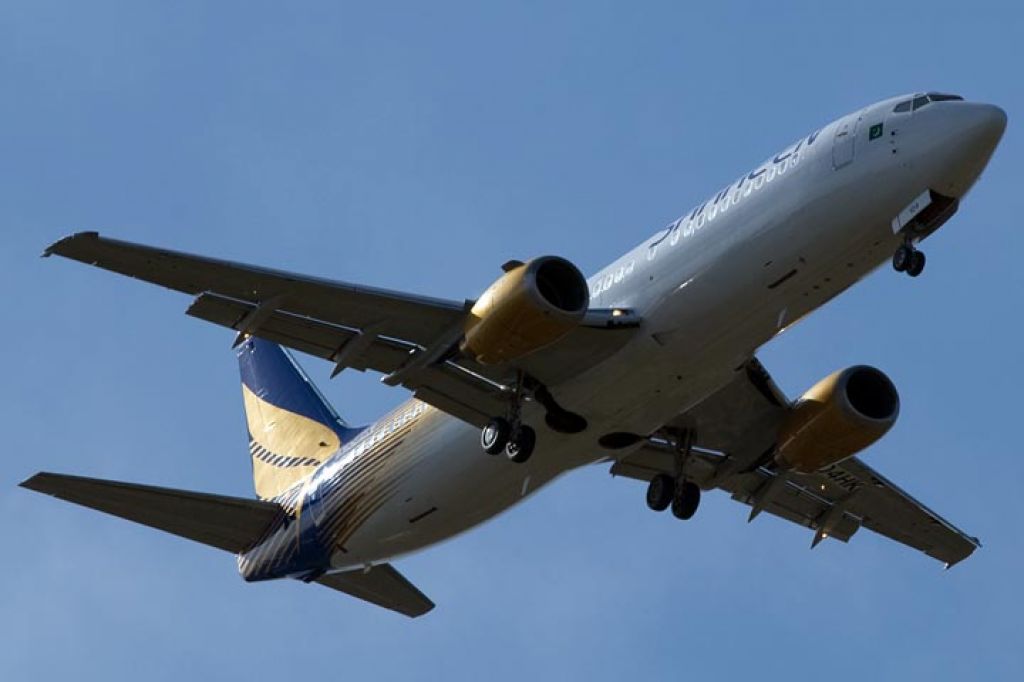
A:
[
  {"left": 461, "top": 256, "right": 589, "bottom": 365},
  {"left": 775, "top": 366, "right": 900, "bottom": 473}
]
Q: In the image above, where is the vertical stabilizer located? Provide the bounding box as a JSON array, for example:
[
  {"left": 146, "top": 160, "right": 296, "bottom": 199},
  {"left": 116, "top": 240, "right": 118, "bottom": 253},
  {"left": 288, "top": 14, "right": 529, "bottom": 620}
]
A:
[{"left": 237, "top": 337, "right": 360, "bottom": 499}]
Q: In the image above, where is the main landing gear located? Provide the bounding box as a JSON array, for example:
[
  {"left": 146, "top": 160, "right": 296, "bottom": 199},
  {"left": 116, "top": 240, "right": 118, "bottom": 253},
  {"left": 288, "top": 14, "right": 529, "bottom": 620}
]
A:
[
  {"left": 892, "top": 242, "right": 926, "bottom": 278},
  {"left": 479, "top": 373, "right": 537, "bottom": 464},
  {"left": 645, "top": 429, "right": 702, "bottom": 520},
  {"left": 481, "top": 416, "right": 536, "bottom": 464}
]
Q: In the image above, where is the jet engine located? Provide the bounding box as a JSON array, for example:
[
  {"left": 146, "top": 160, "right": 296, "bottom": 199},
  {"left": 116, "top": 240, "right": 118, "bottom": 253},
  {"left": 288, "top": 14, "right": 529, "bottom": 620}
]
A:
[
  {"left": 461, "top": 256, "right": 589, "bottom": 365},
  {"left": 775, "top": 366, "right": 899, "bottom": 473}
]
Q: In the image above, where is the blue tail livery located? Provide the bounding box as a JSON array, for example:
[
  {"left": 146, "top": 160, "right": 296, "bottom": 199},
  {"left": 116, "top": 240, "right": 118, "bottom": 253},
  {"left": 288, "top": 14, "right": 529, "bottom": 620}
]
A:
[{"left": 238, "top": 337, "right": 363, "bottom": 499}]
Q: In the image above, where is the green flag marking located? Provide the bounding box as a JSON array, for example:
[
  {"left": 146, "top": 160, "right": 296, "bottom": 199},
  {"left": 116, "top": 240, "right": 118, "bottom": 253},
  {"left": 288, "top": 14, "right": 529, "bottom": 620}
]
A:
[{"left": 869, "top": 123, "right": 884, "bottom": 140}]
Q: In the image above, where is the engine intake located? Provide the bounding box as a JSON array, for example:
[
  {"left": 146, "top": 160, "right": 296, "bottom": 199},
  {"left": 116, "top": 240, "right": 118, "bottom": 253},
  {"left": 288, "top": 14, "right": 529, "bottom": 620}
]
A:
[
  {"left": 775, "top": 366, "right": 899, "bottom": 473},
  {"left": 461, "top": 256, "right": 589, "bottom": 365}
]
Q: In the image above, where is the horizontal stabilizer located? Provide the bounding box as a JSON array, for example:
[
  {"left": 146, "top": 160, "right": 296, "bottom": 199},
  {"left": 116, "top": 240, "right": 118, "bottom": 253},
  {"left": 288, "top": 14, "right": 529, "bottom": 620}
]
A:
[
  {"left": 316, "top": 564, "right": 434, "bottom": 618},
  {"left": 21, "top": 472, "right": 281, "bottom": 553}
]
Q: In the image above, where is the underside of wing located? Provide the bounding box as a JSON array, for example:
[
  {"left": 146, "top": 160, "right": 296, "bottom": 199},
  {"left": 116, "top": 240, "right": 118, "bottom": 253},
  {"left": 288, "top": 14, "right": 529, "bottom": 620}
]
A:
[{"left": 612, "top": 359, "right": 979, "bottom": 567}]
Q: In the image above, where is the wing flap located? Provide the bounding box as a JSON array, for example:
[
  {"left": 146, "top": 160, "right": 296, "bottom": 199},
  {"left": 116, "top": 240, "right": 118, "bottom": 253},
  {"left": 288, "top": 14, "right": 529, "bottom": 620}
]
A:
[
  {"left": 188, "top": 292, "right": 502, "bottom": 428},
  {"left": 186, "top": 292, "right": 414, "bottom": 374},
  {"left": 316, "top": 564, "right": 434, "bottom": 618},
  {"left": 21, "top": 472, "right": 281, "bottom": 553}
]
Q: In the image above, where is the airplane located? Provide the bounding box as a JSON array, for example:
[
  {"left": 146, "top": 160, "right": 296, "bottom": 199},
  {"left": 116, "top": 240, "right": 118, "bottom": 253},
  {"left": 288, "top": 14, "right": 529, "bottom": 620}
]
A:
[{"left": 23, "top": 91, "right": 1006, "bottom": 618}]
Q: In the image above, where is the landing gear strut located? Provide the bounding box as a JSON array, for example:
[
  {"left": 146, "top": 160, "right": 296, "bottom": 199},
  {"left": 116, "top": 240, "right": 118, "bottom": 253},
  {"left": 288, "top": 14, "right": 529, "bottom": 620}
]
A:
[
  {"left": 479, "top": 373, "right": 537, "bottom": 464},
  {"left": 644, "top": 429, "right": 702, "bottom": 520},
  {"left": 893, "top": 242, "right": 926, "bottom": 278}
]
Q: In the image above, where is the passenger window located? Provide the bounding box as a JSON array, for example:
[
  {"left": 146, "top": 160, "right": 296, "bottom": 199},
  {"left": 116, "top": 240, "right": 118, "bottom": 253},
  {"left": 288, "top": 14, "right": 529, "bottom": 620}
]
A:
[
  {"left": 912, "top": 96, "right": 930, "bottom": 110},
  {"left": 893, "top": 100, "right": 912, "bottom": 113}
]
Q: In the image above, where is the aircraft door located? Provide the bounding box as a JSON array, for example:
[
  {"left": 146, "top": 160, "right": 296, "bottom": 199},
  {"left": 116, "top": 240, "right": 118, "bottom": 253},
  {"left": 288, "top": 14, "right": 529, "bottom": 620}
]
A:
[{"left": 831, "top": 113, "right": 861, "bottom": 169}]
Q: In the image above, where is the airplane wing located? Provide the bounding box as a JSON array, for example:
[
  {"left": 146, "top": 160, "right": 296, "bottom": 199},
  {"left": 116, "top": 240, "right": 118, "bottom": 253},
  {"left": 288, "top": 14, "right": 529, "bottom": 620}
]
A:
[
  {"left": 610, "top": 359, "right": 980, "bottom": 567},
  {"left": 45, "top": 232, "right": 639, "bottom": 428}
]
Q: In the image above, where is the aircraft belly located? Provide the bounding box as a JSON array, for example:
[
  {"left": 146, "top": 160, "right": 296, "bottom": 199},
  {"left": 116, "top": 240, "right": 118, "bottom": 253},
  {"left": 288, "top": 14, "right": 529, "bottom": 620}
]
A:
[
  {"left": 553, "top": 170, "right": 912, "bottom": 436},
  {"left": 328, "top": 410, "right": 577, "bottom": 569}
]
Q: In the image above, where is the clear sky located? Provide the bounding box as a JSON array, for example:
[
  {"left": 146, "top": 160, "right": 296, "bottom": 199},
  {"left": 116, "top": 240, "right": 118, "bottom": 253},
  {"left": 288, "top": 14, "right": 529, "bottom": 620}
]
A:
[{"left": 2, "top": 1, "right": 1021, "bottom": 680}]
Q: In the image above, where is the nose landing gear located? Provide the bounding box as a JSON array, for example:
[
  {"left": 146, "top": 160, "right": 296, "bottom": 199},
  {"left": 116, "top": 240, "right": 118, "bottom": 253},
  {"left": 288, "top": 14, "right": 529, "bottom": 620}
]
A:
[{"left": 893, "top": 243, "right": 926, "bottom": 278}]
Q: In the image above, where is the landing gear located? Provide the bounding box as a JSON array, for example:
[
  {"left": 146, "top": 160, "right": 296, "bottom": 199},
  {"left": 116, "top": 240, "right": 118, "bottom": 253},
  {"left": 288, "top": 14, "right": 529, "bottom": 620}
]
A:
[
  {"left": 644, "top": 429, "right": 702, "bottom": 520},
  {"left": 480, "top": 373, "right": 536, "bottom": 463},
  {"left": 645, "top": 475, "right": 701, "bottom": 518},
  {"left": 906, "top": 250, "right": 926, "bottom": 277},
  {"left": 478, "top": 372, "right": 587, "bottom": 463},
  {"left": 671, "top": 481, "right": 701, "bottom": 520},
  {"left": 646, "top": 474, "right": 674, "bottom": 511},
  {"left": 893, "top": 243, "right": 926, "bottom": 277},
  {"left": 505, "top": 424, "right": 536, "bottom": 463},
  {"left": 481, "top": 417, "right": 510, "bottom": 455}
]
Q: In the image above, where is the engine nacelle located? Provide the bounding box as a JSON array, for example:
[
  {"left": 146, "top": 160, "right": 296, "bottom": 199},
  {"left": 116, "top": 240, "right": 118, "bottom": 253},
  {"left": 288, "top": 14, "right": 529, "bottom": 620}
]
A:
[
  {"left": 775, "top": 366, "right": 900, "bottom": 473},
  {"left": 461, "top": 256, "right": 589, "bottom": 365}
]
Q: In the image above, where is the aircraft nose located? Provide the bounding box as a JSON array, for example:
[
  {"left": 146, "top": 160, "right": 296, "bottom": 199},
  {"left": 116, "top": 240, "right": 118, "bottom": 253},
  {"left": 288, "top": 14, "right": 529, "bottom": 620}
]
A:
[
  {"left": 960, "top": 103, "right": 1007, "bottom": 149},
  {"left": 931, "top": 102, "right": 1007, "bottom": 197}
]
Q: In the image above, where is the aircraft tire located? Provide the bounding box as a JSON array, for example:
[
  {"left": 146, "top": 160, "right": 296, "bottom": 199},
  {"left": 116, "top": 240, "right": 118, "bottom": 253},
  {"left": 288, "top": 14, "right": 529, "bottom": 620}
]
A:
[
  {"left": 906, "top": 250, "right": 926, "bottom": 277},
  {"left": 671, "top": 481, "right": 701, "bottom": 520},
  {"left": 646, "top": 474, "right": 674, "bottom": 512},
  {"left": 892, "top": 245, "right": 912, "bottom": 272},
  {"left": 481, "top": 417, "right": 511, "bottom": 455},
  {"left": 505, "top": 425, "right": 536, "bottom": 463}
]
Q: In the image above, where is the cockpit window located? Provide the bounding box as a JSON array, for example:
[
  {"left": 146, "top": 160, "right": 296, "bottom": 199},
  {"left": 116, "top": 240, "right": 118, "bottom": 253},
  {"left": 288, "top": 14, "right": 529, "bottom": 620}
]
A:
[{"left": 897, "top": 92, "right": 965, "bottom": 113}]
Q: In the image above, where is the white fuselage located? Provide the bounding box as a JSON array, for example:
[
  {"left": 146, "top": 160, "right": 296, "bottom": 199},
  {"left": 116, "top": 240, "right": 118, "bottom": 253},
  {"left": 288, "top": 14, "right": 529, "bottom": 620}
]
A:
[{"left": 301, "top": 94, "right": 1004, "bottom": 572}]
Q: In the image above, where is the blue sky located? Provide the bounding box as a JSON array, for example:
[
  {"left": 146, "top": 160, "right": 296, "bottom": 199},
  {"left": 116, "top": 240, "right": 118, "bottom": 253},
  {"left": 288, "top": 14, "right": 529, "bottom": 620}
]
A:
[{"left": 2, "top": 1, "right": 1021, "bottom": 679}]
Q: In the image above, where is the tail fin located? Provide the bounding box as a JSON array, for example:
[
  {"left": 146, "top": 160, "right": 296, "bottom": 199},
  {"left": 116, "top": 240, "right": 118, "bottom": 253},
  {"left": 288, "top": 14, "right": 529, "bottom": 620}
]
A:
[{"left": 238, "top": 337, "right": 360, "bottom": 500}]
